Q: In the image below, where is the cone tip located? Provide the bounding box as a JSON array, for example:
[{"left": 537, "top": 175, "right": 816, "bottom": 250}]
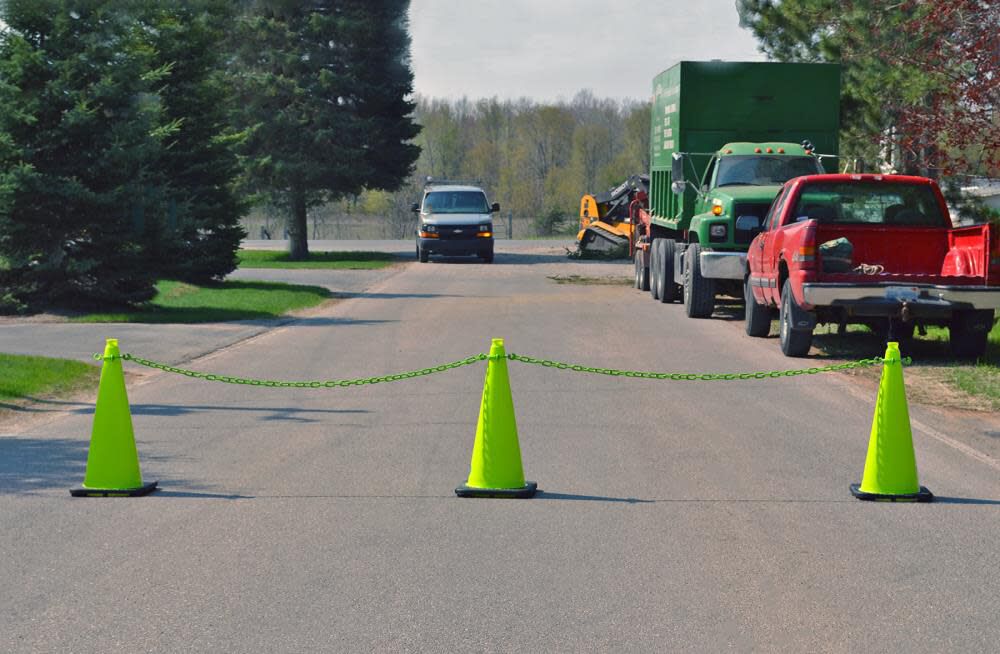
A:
[
  {"left": 491, "top": 338, "right": 504, "bottom": 347},
  {"left": 106, "top": 338, "right": 118, "bottom": 347},
  {"left": 884, "top": 341, "right": 900, "bottom": 361}
]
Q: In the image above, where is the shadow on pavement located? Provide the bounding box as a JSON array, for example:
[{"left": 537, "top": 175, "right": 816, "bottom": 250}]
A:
[
  {"left": 0, "top": 436, "right": 87, "bottom": 494},
  {"left": 931, "top": 496, "right": 1000, "bottom": 505},
  {"left": 535, "top": 490, "right": 655, "bottom": 504},
  {"left": 332, "top": 291, "right": 464, "bottom": 300}
]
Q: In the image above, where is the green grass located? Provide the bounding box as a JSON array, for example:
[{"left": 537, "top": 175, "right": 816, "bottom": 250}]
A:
[
  {"left": 73, "top": 279, "right": 332, "bottom": 323},
  {"left": 0, "top": 353, "right": 100, "bottom": 403},
  {"left": 811, "top": 317, "right": 1000, "bottom": 409},
  {"left": 237, "top": 249, "right": 399, "bottom": 269}
]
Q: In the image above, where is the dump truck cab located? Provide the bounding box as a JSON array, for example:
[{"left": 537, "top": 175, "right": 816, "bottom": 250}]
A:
[
  {"left": 634, "top": 60, "right": 841, "bottom": 318},
  {"left": 683, "top": 142, "right": 825, "bottom": 280}
]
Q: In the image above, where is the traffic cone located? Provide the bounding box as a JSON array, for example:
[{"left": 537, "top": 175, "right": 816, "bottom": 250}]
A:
[
  {"left": 456, "top": 338, "right": 536, "bottom": 498},
  {"left": 850, "top": 342, "right": 932, "bottom": 502},
  {"left": 70, "top": 339, "right": 158, "bottom": 497}
]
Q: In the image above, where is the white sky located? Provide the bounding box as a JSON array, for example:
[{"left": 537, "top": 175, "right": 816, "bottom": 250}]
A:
[{"left": 408, "top": 0, "right": 766, "bottom": 103}]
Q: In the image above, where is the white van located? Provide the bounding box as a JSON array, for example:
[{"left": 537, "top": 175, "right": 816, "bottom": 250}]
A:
[{"left": 412, "top": 181, "right": 499, "bottom": 263}]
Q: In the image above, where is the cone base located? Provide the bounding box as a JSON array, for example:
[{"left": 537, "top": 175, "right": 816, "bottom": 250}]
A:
[
  {"left": 850, "top": 483, "right": 933, "bottom": 503},
  {"left": 456, "top": 481, "right": 537, "bottom": 499},
  {"left": 70, "top": 481, "right": 159, "bottom": 497}
]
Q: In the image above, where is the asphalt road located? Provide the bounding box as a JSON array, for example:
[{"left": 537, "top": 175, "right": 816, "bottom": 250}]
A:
[{"left": 2, "top": 240, "right": 999, "bottom": 653}]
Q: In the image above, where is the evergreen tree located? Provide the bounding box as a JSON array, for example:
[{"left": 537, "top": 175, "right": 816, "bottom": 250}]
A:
[
  {"left": 232, "top": 0, "right": 420, "bottom": 259},
  {"left": 143, "top": 1, "right": 246, "bottom": 282},
  {"left": 0, "top": 0, "right": 167, "bottom": 311}
]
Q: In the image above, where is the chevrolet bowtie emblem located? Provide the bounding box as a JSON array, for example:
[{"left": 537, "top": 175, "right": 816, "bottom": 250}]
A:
[{"left": 453, "top": 229, "right": 463, "bottom": 233}]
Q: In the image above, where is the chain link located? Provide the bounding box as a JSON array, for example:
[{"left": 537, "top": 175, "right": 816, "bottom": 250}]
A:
[
  {"left": 504, "top": 353, "right": 910, "bottom": 381},
  {"left": 95, "top": 352, "right": 488, "bottom": 388},
  {"left": 93, "top": 351, "right": 909, "bottom": 388}
]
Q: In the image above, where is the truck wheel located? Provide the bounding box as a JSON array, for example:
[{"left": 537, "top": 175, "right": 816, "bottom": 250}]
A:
[
  {"left": 949, "top": 309, "right": 993, "bottom": 358},
  {"left": 744, "top": 275, "right": 771, "bottom": 337},
  {"left": 636, "top": 250, "right": 650, "bottom": 291},
  {"left": 683, "top": 243, "right": 715, "bottom": 318},
  {"left": 659, "top": 239, "right": 679, "bottom": 303},
  {"left": 779, "top": 283, "right": 813, "bottom": 357},
  {"left": 418, "top": 245, "right": 429, "bottom": 263},
  {"left": 649, "top": 240, "right": 662, "bottom": 300}
]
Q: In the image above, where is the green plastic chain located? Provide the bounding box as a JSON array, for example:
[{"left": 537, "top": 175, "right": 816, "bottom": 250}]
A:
[{"left": 95, "top": 351, "right": 908, "bottom": 388}]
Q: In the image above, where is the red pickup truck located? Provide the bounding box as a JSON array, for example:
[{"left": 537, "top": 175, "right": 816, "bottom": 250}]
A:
[{"left": 743, "top": 174, "right": 1000, "bottom": 357}]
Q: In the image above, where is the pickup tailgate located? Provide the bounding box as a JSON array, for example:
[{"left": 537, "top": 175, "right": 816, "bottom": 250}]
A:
[{"left": 801, "top": 222, "right": 1000, "bottom": 311}]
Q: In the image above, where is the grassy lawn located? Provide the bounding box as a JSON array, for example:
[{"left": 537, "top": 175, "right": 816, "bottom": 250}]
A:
[
  {"left": 0, "top": 353, "right": 99, "bottom": 405},
  {"left": 810, "top": 318, "right": 1000, "bottom": 411},
  {"left": 73, "top": 279, "right": 331, "bottom": 323},
  {"left": 237, "top": 249, "right": 399, "bottom": 269}
]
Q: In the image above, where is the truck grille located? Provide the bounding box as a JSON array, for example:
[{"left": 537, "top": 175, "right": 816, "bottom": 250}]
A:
[
  {"left": 733, "top": 203, "right": 772, "bottom": 244},
  {"left": 437, "top": 225, "right": 478, "bottom": 240}
]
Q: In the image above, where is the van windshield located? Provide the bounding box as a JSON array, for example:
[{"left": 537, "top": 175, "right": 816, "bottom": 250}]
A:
[
  {"left": 717, "top": 156, "right": 822, "bottom": 187},
  {"left": 423, "top": 191, "right": 489, "bottom": 214}
]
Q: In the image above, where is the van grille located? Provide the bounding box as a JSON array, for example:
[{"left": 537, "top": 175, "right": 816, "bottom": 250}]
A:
[{"left": 437, "top": 225, "right": 479, "bottom": 240}]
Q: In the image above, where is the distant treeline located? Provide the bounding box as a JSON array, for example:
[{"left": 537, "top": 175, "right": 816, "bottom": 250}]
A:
[{"left": 316, "top": 92, "right": 652, "bottom": 237}]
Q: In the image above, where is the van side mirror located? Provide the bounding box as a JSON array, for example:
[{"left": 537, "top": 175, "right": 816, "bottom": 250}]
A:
[
  {"left": 491, "top": 202, "right": 500, "bottom": 213},
  {"left": 410, "top": 203, "right": 420, "bottom": 213},
  {"left": 735, "top": 214, "right": 763, "bottom": 236}
]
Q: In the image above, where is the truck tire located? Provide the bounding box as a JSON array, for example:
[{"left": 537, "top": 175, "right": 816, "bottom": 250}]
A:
[
  {"left": 949, "top": 309, "right": 993, "bottom": 358},
  {"left": 744, "top": 275, "right": 771, "bottom": 337},
  {"left": 634, "top": 250, "right": 649, "bottom": 290},
  {"left": 779, "top": 283, "right": 813, "bottom": 357},
  {"left": 683, "top": 243, "right": 715, "bottom": 318},
  {"left": 658, "top": 239, "right": 679, "bottom": 303},
  {"left": 418, "top": 245, "right": 429, "bottom": 263},
  {"left": 649, "top": 240, "right": 662, "bottom": 300}
]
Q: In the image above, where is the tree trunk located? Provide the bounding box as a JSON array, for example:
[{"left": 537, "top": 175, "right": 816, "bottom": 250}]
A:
[{"left": 287, "top": 186, "right": 309, "bottom": 261}]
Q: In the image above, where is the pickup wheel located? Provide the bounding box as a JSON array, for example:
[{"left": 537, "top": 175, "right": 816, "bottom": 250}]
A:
[
  {"left": 683, "top": 243, "right": 716, "bottom": 318},
  {"left": 949, "top": 309, "right": 993, "bottom": 358},
  {"left": 744, "top": 275, "right": 771, "bottom": 337},
  {"left": 779, "top": 283, "right": 813, "bottom": 357},
  {"left": 658, "top": 239, "right": 679, "bottom": 303},
  {"left": 649, "top": 239, "right": 662, "bottom": 300}
]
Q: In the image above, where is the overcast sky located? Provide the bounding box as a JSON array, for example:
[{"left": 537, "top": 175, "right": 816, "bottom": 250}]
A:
[{"left": 408, "top": 0, "right": 766, "bottom": 103}]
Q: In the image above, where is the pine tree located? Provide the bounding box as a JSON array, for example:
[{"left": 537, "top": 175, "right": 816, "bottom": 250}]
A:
[
  {"left": 0, "top": 0, "right": 167, "bottom": 311},
  {"left": 142, "top": 1, "right": 246, "bottom": 282},
  {"left": 232, "top": 0, "right": 420, "bottom": 259}
]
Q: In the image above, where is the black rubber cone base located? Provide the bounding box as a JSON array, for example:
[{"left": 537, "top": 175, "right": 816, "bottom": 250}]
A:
[
  {"left": 850, "top": 483, "right": 933, "bottom": 503},
  {"left": 71, "top": 481, "right": 159, "bottom": 497},
  {"left": 456, "top": 481, "right": 537, "bottom": 499}
]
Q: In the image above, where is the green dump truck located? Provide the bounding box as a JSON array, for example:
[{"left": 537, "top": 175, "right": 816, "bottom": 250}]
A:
[{"left": 634, "top": 60, "right": 841, "bottom": 317}]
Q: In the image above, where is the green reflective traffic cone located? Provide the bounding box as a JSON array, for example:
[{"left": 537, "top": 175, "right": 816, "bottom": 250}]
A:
[
  {"left": 850, "top": 342, "right": 932, "bottom": 502},
  {"left": 456, "top": 339, "right": 536, "bottom": 498},
  {"left": 71, "top": 339, "right": 157, "bottom": 497}
]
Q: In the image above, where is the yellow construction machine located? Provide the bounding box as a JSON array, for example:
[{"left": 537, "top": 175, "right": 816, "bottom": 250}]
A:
[{"left": 575, "top": 175, "right": 648, "bottom": 257}]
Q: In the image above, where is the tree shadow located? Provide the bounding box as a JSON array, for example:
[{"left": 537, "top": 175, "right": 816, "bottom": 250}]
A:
[{"left": 0, "top": 436, "right": 88, "bottom": 494}]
